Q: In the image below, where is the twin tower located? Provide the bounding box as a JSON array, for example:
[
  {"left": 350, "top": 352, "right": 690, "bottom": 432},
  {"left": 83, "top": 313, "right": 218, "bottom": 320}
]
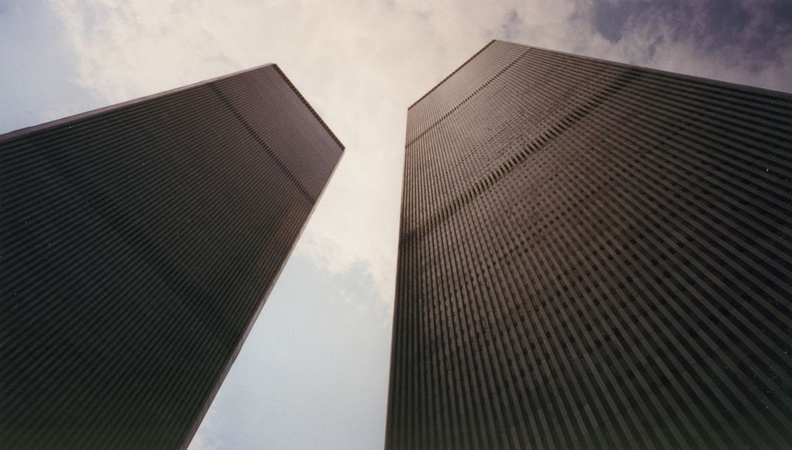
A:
[{"left": 2, "top": 41, "right": 791, "bottom": 449}]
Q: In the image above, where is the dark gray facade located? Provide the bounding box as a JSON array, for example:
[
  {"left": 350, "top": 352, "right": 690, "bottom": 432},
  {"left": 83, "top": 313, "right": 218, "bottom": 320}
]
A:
[
  {"left": 0, "top": 65, "right": 343, "bottom": 449},
  {"left": 387, "top": 40, "right": 792, "bottom": 449}
]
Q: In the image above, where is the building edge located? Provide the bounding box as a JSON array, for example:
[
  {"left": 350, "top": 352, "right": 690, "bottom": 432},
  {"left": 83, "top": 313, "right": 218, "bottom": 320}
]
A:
[
  {"left": 270, "top": 64, "right": 345, "bottom": 151},
  {"left": 407, "top": 40, "right": 497, "bottom": 111},
  {"left": 0, "top": 64, "right": 280, "bottom": 143},
  {"left": 382, "top": 125, "right": 414, "bottom": 450},
  {"left": 408, "top": 39, "right": 792, "bottom": 114},
  {"left": 509, "top": 40, "right": 792, "bottom": 98},
  {"left": 1, "top": 64, "right": 346, "bottom": 152},
  {"left": 181, "top": 136, "right": 344, "bottom": 450}
]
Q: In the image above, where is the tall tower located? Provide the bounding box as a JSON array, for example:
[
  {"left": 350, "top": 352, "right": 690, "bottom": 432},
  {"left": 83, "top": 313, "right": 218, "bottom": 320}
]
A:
[
  {"left": 387, "top": 40, "right": 792, "bottom": 449},
  {"left": 0, "top": 65, "right": 343, "bottom": 449}
]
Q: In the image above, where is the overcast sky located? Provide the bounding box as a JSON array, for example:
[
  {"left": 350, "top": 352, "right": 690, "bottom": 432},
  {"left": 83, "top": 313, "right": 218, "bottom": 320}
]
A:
[{"left": 2, "top": 0, "right": 791, "bottom": 449}]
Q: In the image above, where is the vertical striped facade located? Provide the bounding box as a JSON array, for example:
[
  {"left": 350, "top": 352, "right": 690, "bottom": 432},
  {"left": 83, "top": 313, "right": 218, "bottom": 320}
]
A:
[
  {"left": 387, "top": 40, "right": 792, "bottom": 449},
  {"left": 0, "top": 65, "right": 343, "bottom": 449}
]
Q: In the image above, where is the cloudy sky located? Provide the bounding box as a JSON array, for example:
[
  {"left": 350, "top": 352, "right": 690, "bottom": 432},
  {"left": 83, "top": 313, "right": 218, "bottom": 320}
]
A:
[{"left": 2, "top": 0, "right": 791, "bottom": 448}]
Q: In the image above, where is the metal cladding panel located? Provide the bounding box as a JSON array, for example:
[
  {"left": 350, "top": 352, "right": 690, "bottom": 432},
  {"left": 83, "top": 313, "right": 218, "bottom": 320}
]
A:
[
  {"left": 0, "top": 65, "right": 343, "bottom": 449},
  {"left": 388, "top": 40, "right": 792, "bottom": 449}
]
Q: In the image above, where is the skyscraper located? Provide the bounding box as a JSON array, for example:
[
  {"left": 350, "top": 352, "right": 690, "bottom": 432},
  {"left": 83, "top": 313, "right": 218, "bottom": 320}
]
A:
[
  {"left": 0, "top": 65, "right": 343, "bottom": 449},
  {"left": 387, "top": 40, "right": 792, "bottom": 449}
]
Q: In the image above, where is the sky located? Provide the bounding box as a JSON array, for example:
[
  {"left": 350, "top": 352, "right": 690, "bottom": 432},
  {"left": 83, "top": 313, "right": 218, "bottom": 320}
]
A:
[{"left": 1, "top": 0, "right": 791, "bottom": 449}]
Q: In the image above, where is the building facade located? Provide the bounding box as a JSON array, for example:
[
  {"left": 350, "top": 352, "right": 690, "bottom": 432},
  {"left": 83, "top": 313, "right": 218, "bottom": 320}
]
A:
[
  {"left": 0, "top": 65, "right": 343, "bottom": 448},
  {"left": 387, "top": 40, "right": 792, "bottom": 449}
]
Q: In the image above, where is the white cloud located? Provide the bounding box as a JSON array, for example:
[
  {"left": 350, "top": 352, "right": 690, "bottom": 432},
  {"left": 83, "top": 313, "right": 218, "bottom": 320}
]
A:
[
  {"left": 0, "top": 1, "right": 102, "bottom": 133},
  {"left": 572, "top": 0, "right": 792, "bottom": 92}
]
